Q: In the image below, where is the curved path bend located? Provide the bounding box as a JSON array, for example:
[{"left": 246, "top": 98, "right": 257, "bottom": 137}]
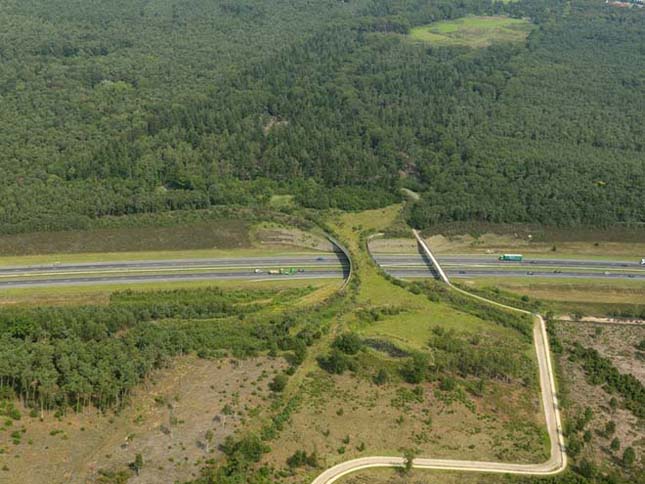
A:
[{"left": 312, "top": 231, "right": 567, "bottom": 483}]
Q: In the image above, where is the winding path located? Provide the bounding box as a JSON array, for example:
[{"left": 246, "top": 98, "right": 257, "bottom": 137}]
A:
[{"left": 312, "top": 231, "right": 567, "bottom": 483}]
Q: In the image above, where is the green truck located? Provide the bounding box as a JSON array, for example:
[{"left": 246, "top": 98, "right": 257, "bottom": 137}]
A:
[{"left": 498, "top": 254, "right": 523, "bottom": 262}]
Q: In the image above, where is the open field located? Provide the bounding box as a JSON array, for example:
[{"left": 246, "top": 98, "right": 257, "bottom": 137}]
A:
[
  {"left": 0, "top": 219, "right": 252, "bottom": 257},
  {"left": 408, "top": 16, "right": 533, "bottom": 48},
  {"left": 0, "top": 278, "right": 340, "bottom": 307},
  {"left": 0, "top": 356, "right": 286, "bottom": 484},
  {"left": 266, "top": 370, "right": 547, "bottom": 483},
  {"left": 554, "top": 322, "right": 644, "bottom": 479},
  {"left": 0, "top": 223, "right": 332, "bottom": 267}
]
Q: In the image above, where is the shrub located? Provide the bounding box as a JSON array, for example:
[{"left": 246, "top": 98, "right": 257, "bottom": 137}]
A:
[
  {"left": 318, "top": 350, "right": 353, "bottom": 374},
  {"left": 268, "top": 374, "right": 288, "bottom": 393},
  {"left": 622, "top": 447, "right": 635, "bottom": 467},
  {"left": 400, "top": 353, "right": 429, "bottom": 384},
  {"left": 373, "top": 368, "right": 389, "bottom": 386},
  {"left": 332, "top": 333, "right": 362, "bottom": 355}
]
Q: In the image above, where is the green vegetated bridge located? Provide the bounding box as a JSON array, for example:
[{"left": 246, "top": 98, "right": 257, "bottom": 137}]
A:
[{"left": 311, "top": 231, "right": 568, "bottom": 483}]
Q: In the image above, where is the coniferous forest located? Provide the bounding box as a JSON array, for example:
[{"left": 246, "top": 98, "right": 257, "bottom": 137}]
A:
[{"left": 0, "top": 0, "right": 643, "bottom": 233}]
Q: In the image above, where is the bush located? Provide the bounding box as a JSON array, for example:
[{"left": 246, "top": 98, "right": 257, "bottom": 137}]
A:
[
  {"left": 610, "top": 437, "right": 620, "bottom": 451},
  {"left": 622, "top": 447, "right": 635, "bottom": 467},
  {"left": 318, "top": 350, "right": 353, "bottom": 374},
  {"left": 401, "top": 353, "right": 429, "bottom": 384},
  {"left": 373, "top": 368, "right": 389, "bottom": 386},
  {"left": 332, "top": 333, "right": 363, "bottom": 355},
  {"left": 269, "top": 374, "right": 288, "bottom": 393},
  {"left": 287, "top": 450, "right": 318, "bottom": 468}
]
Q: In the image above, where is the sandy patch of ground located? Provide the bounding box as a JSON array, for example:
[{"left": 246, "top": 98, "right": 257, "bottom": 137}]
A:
[
  {"left": 556, "top": 323, "right": 644, "bottom": 473},
  {"left": 0, "top": 356, "right": 286, "bottom": 484},
  {"left": 558, "top": 321, "right": 644, "bottom": 385}
]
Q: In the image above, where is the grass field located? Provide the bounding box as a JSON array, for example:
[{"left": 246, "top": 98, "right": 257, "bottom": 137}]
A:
[
  {"left": 408, "top": 16, "right": 533, "bottom": 48},
  {"left": 0, "top": 278, "right": 339, "bottom": 307}
]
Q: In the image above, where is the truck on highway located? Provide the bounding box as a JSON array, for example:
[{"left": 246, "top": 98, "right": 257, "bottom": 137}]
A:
[
  {"left": 499, "top": 254, "right": 523, "bottom": 262},
  {"left": 268, "top": 268, "right": 298, "bottom": 275}
]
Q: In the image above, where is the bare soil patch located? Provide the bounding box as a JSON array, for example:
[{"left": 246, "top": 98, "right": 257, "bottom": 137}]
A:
[
  {"left": 555, "top": 322, "right": 644, "bottom": 474},
  {"left": 253, "top": 224, "right": 334, "bottom": 252}
]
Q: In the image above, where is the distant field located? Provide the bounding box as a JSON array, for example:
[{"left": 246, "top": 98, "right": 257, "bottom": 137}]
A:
[
  {"left": 0, "top": 219, "right": 252, "bottom": 256},
  {"left": 409, "top": 16, "right": 533, "bottom": 48}
]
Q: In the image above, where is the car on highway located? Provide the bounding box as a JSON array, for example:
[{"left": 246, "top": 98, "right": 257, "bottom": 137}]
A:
[
  {"left": 527, "top": 271, "right": 534, "bottom": 275},
  {"left": 316, "top": 256, "right": 325, "bottom": 261},
  {"left": 641, "top": 258, "right": 645, "bottom": 265}
]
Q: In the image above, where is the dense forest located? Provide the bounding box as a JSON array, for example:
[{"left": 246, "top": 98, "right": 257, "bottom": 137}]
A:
[{"left": 0, "top": 0, "right": 643, "bottom": 233}]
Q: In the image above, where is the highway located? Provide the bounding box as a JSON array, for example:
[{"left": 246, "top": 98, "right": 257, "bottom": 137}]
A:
[
  {"left": 373, "top": 253, "right": 645, "bottom": 281},
  {"left": 0, "top": 254, "right": 349, "bottom": 288},
  {"left": 313, "top": 234, "right": 567, "bottom": 483}
]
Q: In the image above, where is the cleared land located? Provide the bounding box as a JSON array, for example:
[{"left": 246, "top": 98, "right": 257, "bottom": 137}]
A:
[
  {"left": 408, "top": 16, "right": 533, "bottom": 48},
  {"left": 555, "top": 321, "right": 644, "bottom": 479},
  {"left": 0, "top": 356, "right": 286, "bottom": 484},
  {"left": 463, "top": 277, "right": 645, "bottom": 317}
]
